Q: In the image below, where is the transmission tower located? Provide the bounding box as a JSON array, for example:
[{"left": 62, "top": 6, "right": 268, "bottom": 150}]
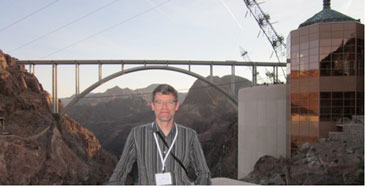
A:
[{"left": 243, "top": 0, "right": 287, "bottom": 80}]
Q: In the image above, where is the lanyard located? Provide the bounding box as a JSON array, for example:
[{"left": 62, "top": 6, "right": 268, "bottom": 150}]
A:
[{"left": 153, "top": 123, "right": 178, "bottom": 172}]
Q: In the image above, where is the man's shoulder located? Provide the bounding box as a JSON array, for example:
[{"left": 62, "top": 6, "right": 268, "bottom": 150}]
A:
[
  {"left": 176, "top": 124, "right": 197, "bottom": 135},
  {"left": 132, "top": 123, "right": 153, "bottom": 131}
]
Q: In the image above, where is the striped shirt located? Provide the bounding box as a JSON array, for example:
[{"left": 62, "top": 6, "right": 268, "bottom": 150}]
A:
[{"left": 107, "top": 122, "right": 211, "bottom": 185}]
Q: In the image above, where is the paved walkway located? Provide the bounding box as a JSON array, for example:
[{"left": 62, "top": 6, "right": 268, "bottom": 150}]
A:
[{"left": 212, "top": 177, "right": 255, "bottom": 185}]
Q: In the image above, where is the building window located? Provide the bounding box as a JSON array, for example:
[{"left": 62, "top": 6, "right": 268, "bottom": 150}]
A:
[
  {"left": 319, "top": 91, "right": 360, "bottom": 122},
  {"left": 319, "top": 37, "right": 362, "bottom": 77}
]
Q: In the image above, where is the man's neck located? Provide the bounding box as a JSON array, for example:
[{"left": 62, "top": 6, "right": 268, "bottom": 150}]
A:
[{"left": 156, "top": 120, "right": 174, "bottom": 136}]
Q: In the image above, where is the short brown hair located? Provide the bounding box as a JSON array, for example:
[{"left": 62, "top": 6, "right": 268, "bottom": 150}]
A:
[{"left": 152, "top": 84, "right": 178, "bottom": 102}]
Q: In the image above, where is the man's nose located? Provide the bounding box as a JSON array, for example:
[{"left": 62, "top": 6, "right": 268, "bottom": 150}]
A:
[{"left": 161, "top": 102, "right": 169, "bottom": 108}]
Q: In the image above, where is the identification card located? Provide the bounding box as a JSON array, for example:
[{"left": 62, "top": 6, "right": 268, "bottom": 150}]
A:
[{"left": 155, "top": 172, "right": 172, "bottom": 185}]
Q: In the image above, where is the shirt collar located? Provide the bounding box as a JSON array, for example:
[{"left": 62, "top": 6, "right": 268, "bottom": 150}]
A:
[{"left": 152, "top": 121, "right": 177, "bottom": 138}]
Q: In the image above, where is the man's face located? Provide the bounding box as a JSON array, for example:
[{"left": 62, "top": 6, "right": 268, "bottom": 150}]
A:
[{"left": 151, "top": 92, "right": 179, "bottom": 123}]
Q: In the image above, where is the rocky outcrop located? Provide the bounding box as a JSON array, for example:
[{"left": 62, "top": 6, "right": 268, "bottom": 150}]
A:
[
  {"left": 175, "top": 75, "right": 251, "bottom": 178},
  {"left": 67, "top": 94, "right": 155, "bottom": 156},
  {"left": 242, "top": 124, "right": 364, "bottom": 185},
  {"left": 0, "top": 50, "right": 117, "bottom": 184}
]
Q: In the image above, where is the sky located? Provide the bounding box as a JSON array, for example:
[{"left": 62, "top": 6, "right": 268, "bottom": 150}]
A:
[{"left": 1, "top": 0, "right": 364, "bottom": 98}]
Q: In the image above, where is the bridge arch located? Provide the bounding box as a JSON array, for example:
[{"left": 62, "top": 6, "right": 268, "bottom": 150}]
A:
[{"left": 60, "top": 65, "right": 238, "bottom": 116}]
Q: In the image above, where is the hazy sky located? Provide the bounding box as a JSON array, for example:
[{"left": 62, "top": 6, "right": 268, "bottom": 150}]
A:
[{"left": 1, "top": 0, "right": 364, "bottom": 98}]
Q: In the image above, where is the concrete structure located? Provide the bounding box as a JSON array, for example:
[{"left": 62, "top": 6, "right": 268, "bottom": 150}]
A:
[
  {"left": 211, "top": 177, "right": 253, "bottom": 185},
  {"left": 238, "top": 84, "right": 288, "bottom": 179},
  {"left": 17, "top": 59, "right": 285, "bottom": 114}
]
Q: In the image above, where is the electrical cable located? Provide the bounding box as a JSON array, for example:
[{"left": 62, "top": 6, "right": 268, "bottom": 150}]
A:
[
  {"left": 8, "top": 0, "right": 120, "bottom": 53},
  {"left": 39, "top": 0, "right": 173, "bottom": 59},
  {"left": 0, "top": 0, "right": 59, "bottom": 32}
]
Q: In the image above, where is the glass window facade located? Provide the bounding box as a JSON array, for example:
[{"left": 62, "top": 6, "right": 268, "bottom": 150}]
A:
[
  {"left": 288, "top": 22, "right": 364, "bottom": 154},
  {"left": 319, "top": 91, "right": 360, "bottom": 121}
]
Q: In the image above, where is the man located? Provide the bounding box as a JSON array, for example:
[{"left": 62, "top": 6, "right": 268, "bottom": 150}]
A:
[{"left": 107, "top": 84, "right": 211, "bottom": 185}]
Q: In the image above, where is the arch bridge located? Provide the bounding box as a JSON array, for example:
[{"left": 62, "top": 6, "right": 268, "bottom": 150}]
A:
[{"left": 17, "top": 59, "right": 286, "bottom": 115}]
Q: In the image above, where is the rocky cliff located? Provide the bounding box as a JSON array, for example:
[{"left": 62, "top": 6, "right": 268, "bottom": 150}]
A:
[
  {"left": 175, "top": 75, "right": 250, "bottom": 178},
  {"left": 242, "top": 124, "right": 364, "bottom": 185},
  {"left": 0, "top": 51, "right": 117, "bottom": 184},
  {"left": 66, "top": 91, "right": 155, "bottom": 156}
]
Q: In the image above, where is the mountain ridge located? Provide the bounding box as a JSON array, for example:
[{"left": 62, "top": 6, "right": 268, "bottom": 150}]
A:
[{"left": 61, "top": 84, "right": 187, "bottom": 106}]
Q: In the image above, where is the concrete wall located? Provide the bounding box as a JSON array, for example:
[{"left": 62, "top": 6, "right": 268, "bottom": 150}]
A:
[{"left": 238, "top": 84, "right": 288, "bottom": 179}]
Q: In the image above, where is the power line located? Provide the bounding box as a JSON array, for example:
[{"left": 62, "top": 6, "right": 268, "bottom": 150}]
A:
[
  {"left": 0, "top": 0, "right": 59, "bottom": 32},
  {"left": 39, "top": 0, "right": 173, "bottom": 59},
  {"left": 8, "top": 0, "right": 120, "bottom": 53}
]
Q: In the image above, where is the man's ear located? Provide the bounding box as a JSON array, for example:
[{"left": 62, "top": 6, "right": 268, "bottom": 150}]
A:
[
  {"left": 175, "top": 101, "right": 180, "bottom": 111},
  {"left": 151, "top": 102, "right": 155, "bottom": 111}
]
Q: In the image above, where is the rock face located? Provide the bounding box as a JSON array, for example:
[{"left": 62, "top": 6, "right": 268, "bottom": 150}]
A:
[
  {"left": 175, "top": 75, "right": 251, "bottom": 178},
  {"left": 66, "top": 92, "right": 155, "bottom": 156},
  {"left": 64, "top": 85, "right": 186, "bottom": 156},
  {"left": 242, "top": 124, "right": 364, "bottom": 185},
  {"left": 0, "top": 50, "right": 117, "bottom": 184}
]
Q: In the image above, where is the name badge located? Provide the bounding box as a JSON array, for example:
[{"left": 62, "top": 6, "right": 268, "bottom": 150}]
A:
[{"left": 155, "top": 172, "right": 172, "bottom": 185}]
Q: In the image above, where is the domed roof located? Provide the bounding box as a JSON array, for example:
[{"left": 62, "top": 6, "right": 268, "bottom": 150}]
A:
[{"left": 299, "top": 0, "right": 360, "bottom": 28}]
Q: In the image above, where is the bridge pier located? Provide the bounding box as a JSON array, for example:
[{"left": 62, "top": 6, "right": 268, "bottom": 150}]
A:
[
  {"left": 210, "top": 64, "right": 213, "bottom": 83},
  {"left": 252, "top": 65, "right": 257, "bottom": 85},
  {"left": 52, "top": 64, "right": 58, "bottom": 113},
  {"left": 231, "top": 65, "right": 235, "bottom": 95},
  {"left": 272, "top": 66, "right": 276, "bottom": 83},
  {"left": 28, "top": 64, "right": 35, "bottom": 74},
  {"left": 75, "top": 64, "right": 80, "bottom": 95},
  {"left": 98, "top": 63, "right": 102, "bottom": 81},
  {"left": 275, "top": 66, "right": 279, "bottom": 83}
]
